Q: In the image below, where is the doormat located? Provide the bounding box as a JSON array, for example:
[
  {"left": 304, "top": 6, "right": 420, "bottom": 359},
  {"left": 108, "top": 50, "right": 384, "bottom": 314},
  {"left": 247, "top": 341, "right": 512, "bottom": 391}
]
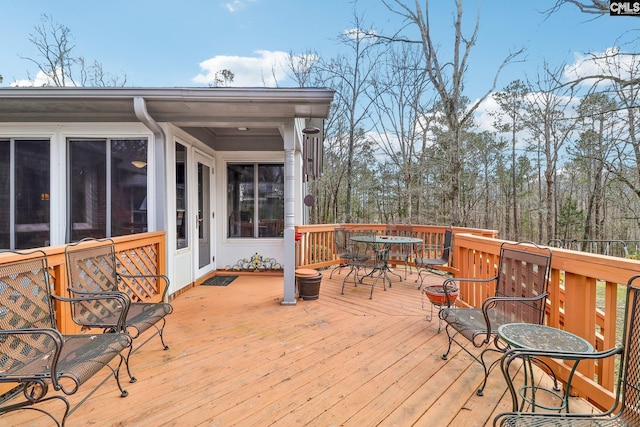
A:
[{"left": 202, "top": 276, "right": 237, "bottom": 286}]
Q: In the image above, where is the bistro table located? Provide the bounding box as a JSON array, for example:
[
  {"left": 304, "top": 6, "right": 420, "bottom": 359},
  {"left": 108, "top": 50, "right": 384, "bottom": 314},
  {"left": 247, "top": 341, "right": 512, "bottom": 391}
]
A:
[
  {"left": 498, "top": 323, "right": 594, "bottom": 413},
  {"left": 350, "top": 235, "right": 423, "bottom": 287}
]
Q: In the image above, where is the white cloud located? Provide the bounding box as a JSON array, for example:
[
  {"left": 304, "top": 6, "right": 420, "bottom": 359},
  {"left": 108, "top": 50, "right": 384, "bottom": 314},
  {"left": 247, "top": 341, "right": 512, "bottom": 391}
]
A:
[
  {"left": 224, "top": 0, "right": 256, "bottom": 13},
  {"left": 343, "top": 27, "right": 378, "bottom": 43},
  {"left": 193, "top": 50, "right": 292, "bottom": 87},
  {"left": 563, "top": 47, "right": 639, "bottom": 87},
  {"left": 474, "top": 95, "right": 499, "bottom": 133},
  {"left": 10, "top": 70, "right": 65, "bottom": 87}
]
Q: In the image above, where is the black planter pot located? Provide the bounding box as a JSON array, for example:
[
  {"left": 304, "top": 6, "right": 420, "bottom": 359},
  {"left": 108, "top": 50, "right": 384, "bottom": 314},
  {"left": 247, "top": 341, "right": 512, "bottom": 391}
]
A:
[{"left": 296, "top": 270, "right": 322, "bottom": 300}]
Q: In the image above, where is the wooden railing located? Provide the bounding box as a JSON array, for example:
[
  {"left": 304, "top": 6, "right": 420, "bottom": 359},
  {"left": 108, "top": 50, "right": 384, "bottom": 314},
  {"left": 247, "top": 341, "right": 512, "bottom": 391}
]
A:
[
  {"left": 0, "top": 232, "right": 167, "bottom": 335},
  {"left": 293, "top": 224, "right": 497, "bottom": 270},
  {"left": 294, "top": 225, "right": 640, "bottom": 411}
]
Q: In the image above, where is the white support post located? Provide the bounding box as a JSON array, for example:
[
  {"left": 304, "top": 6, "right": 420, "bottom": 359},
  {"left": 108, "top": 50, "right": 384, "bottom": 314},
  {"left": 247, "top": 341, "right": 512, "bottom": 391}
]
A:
[{"left": 282, "top": 122, "right": 297, "bottom": 305}]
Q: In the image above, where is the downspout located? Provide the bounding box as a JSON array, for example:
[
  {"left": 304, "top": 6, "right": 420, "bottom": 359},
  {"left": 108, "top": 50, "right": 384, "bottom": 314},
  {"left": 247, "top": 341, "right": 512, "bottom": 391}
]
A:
[{"left": 133, "top": 96, "right": 168, "bottom": 262}]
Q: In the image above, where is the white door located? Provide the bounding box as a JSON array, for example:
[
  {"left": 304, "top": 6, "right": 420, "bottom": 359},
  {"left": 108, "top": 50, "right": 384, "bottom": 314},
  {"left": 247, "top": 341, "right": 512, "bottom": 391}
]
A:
[{"left": 194, "top": 152, "right": 215, "bottom": 277}]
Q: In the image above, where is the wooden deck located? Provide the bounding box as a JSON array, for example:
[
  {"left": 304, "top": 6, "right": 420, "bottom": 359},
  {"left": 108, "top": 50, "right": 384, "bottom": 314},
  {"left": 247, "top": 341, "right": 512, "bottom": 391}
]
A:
[{"left": 3, "top": 268, "right": 596, "bottom": 426}]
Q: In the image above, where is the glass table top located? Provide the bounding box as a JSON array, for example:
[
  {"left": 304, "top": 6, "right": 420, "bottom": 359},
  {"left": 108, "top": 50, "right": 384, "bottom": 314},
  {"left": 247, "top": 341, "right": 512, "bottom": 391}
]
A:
[{"left": 498, "top": 323, "right": 594, "bottom": 354}]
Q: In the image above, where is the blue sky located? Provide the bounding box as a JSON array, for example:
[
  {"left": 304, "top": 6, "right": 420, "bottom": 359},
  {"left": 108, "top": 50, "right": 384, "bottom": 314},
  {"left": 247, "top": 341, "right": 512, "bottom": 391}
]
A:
[{"left": 1, "top": 0, "right": 637, "bottom": 103}]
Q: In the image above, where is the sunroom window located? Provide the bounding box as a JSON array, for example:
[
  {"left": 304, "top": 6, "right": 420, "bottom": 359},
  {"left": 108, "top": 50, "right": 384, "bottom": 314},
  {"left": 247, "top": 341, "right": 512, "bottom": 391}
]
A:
[
  {"left": 68, "top": 138, "right": 148, "bottom": 241},
  {"left": 227, "top": 163, "right": 284, "bottom": 238},
  {"left": 0, "top": 139, "right": 51, "bottom": 250}
]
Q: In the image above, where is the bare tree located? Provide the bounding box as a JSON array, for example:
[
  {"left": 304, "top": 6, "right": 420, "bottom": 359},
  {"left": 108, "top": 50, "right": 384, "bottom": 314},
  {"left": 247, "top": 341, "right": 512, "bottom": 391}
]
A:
[
  {"left": 547, "top": 0, "right": 610, "bottom": 15},
  {"left": 491, "top": 80, "right": 529, "bottom": 240},
  {"left": 371, "top": 42, "right": 432, "bottom": 223},
  {"left": 22, "top": 14, "right": 76, "bottom": 86},
  {"left": 381, "top": 0, "right": 524, "bottom": 225},
  {"left": 571, "top": 93, "right": 617, "bottom": 242},
  {"left": 209, "top": 69, "right": 235, "bottom": 87},
  {"left": 318, "top": 13, "right": 386, "bottom": 223},
  {"left": 285, "top": 50, "right": 321, "bottom": 88},
  {"left": 598, "top": 53, "right": 640, "bottom": 209},
  {"left": 20, "top": 14, "right": 127, "bottom": 87},
  {"left": 524, "top": 64, "right": 578, "bottom": 243}
]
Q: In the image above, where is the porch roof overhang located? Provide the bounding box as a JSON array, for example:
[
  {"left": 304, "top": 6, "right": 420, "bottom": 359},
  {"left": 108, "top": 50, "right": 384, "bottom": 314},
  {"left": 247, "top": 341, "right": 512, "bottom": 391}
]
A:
[{"left": 0, "top": 87, "right": 334, "bottom": 151}]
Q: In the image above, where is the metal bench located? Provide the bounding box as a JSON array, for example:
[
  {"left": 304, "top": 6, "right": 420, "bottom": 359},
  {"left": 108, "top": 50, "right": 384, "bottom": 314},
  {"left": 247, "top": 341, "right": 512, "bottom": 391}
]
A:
[
  {"left": 0, "top": 250, "right": 132, "bottom": 426},
  {"left": 64, "top": 238, "right": 173, "bottom": 381}
]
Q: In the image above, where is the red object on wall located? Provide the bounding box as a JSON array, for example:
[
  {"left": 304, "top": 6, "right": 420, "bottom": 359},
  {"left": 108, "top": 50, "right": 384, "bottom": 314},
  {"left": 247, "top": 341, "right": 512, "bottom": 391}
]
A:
[{"left": 295, "top": 232, "right": 303, "bottom": 241}]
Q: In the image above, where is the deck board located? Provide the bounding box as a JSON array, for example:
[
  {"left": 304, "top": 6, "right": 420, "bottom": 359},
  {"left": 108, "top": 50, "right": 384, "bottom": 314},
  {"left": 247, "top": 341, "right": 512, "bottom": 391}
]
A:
[{"left": 1, "top": 268, "right": 597, "bottom": 426}]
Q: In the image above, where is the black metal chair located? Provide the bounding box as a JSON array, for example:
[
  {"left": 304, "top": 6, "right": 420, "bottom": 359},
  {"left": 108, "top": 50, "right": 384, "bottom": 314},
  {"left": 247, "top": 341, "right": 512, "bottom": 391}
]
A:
[
  {"left": 0, "top": 250, "right": 132, "bottom": 426},
  {"left": 386, "top": 224, "right": 414, "bottom": 279},
  {"left": 330, "top": 227, "right": 363, "bottom": 278},
  {"left": 414, "top": 228, "right": 453, "bottom": 288},
  {"left": 64, "top": 238, "right": 173, "bottom": 381},
  {"left": 439, "top": 241, "right": 552, "bottom": 396},
  {"left": 494, "top": 275, "right": 640, "bottom": 426}
]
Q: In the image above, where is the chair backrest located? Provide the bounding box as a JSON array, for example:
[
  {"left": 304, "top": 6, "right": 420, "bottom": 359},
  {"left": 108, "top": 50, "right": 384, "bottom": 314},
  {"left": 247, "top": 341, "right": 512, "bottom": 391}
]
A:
[
  {"left": 334, "top": 227, "right": 349, "bottom": 254},
  {"left": 494, "top": 241, "right": 552, "bottom": 325},
  {"left": 417, "top": 228, "right": 453, "bottom": 264},
  {"left": 65, "top": 238, "right": 123, "bottom": 328},
  {"left": 0, "top": 251, "right": 58, "bottom": 376},
  {"left": 386, "top": 224, "right": 414, "bottom": 259},
  {"left": 441, "top": 229, "right": 453, "bottom": 262},
  {"left": 620, "top": 277, "right": 640, "bottom": 423},
  {"left": 65, "top": 238, "right": 119, "bottom": 294},
  {"left": 350, "top": 228, "right": 376, "bottom": 260}
]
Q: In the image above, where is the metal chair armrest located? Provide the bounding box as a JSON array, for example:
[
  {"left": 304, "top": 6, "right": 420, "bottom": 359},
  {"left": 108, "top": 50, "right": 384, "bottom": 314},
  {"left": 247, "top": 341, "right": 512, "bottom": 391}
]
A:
[{"left": 53, "top": 293, "right": 130, "bottom": 332}]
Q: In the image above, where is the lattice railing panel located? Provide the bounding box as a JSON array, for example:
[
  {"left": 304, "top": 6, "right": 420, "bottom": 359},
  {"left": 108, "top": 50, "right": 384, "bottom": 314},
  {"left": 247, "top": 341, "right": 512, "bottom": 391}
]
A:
[{"left": 117, "top": 244, "right": 162, "bottom": 303}]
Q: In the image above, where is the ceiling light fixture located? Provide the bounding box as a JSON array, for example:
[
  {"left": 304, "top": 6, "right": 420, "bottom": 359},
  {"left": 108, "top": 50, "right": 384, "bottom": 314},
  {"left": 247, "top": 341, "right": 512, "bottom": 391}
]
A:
[
  {"left": 131, "top": 160, "right": 147, "bottom": 169},
  {"left": 237, "top": 127, "right": 250, "bottom": 131}
]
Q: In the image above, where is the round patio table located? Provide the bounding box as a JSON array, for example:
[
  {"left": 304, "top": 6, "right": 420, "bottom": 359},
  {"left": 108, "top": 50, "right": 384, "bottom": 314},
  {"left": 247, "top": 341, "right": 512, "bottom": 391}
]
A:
[
  {"left": 350, "top": 235, "right": 423, "bottom": 287},
  {"left": 498, "top": 323, "right": 594, "bottom": 412}
]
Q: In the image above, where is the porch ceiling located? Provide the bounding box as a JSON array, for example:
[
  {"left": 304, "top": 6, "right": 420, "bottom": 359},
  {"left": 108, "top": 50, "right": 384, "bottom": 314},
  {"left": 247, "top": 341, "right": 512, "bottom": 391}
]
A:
[{"left": 0, "top": 87, "right": 334, "bottom": 151}]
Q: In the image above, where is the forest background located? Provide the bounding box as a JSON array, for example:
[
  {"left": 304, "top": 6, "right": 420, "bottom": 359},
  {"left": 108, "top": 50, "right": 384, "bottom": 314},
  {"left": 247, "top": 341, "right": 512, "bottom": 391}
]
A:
[{"left": 300, "top": 0, "right": 640, "bottom": 252}]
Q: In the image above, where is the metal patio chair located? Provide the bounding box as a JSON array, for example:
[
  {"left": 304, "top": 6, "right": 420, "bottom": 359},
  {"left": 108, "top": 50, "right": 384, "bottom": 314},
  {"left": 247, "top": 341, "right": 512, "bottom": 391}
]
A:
[
  {"left": 494, "top": 274, "right": 640, "bottom": 426},
  {"left": 330, "top": 227, "right": 366, "bottom": 278},
  {"left": 414, "top": 228, "right": 453, "bottom": 288},
  {"left": 439, "top": 241, "right": 552, "bottom": 397},
  {"left": 0, "top": 250, "right": 132, "bottom": 426},
  {"left": 386, "top": 224, "right": 414, "bottom": 279},
  {"left": 64, "top": 238, "right": 173, "bottom": 380}
]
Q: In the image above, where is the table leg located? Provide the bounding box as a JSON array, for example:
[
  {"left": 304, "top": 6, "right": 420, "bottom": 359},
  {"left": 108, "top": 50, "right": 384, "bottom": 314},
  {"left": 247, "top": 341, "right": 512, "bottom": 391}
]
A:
[{"left": 516, "top": 355, "right": 576, "bottom": 412}]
